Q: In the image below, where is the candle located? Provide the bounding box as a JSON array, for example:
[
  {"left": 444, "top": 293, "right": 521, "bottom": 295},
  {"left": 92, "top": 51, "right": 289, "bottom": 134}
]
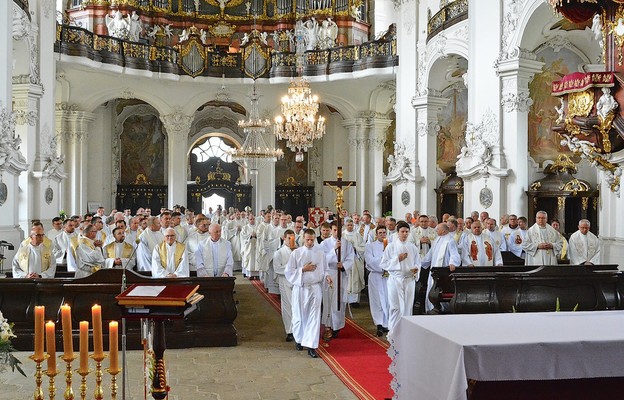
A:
[
  {"left": 92, "top": 304, "right": 103, "bottom": 358},
  {"left": 109, "top": 321, "right": 119, "bottom": 373},
  {"left": 79, "top": 321, "right": 89, "bottom": 373},
  {"left": 45, "top": 321, "right": 57, "bottom": 374},
  {"left": 61, "top": 304, "right": 73, "bottom": 358},
  {"left": 34, "top": 306, "right": 45, "bottom": 360}
]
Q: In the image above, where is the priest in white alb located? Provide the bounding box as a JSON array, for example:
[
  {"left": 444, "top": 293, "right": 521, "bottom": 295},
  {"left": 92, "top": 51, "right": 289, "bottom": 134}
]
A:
[
  {"left": 364, "top": 225, "right": 389, "bottom": 337},
  {"left": 151, "top": 227, "right": 189, "bottom": 278},
  {"left": 136, "top": 216, "right": 164, "bottom": 271},
  {"left": 420, "top": 223, "right": 460, "bottom": 313},
  {"left": 103, "top": 227, "right": 136, "bottom": 269},
  {"left": 273, "top": 229, "right": 296, "bottom": 342},
  {"left": 240, "top": 214, "right": 260, "bottom": 278},
  {"left": 382, "top": 221, "right": 421, "bottom": 333},
  {"left": 522, "top": 211, "right": 563, "bottom": 266},
  {"left": 195, "top": 223, "right": 233, "bottom": 277},
  {"left": 12, "top": 226, "right": 56, "bottom": 279},
  {"left": 568, "top": 219, "right": 601, "bottom": 265}
]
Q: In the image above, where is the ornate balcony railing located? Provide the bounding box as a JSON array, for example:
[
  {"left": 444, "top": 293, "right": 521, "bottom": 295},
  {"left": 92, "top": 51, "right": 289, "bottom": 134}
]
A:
[
  {"left": 55, "top": 23, "right": 397, "bottom": 79},
  {"left": 427, "top": 0, "right": 468, "bottom": 42}
]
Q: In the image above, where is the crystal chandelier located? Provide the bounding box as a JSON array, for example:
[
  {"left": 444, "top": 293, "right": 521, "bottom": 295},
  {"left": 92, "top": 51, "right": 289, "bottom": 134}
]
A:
[
  {"left": 274, "top": 24, "right": 326, "bottom": 162},
  {"left": 228, "top": 83, "right": 283, "bottom": 174}
]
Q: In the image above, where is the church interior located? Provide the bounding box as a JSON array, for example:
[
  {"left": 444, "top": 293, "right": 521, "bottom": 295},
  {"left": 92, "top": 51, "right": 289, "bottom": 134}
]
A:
[{"left": 2, "top": 0, "right": 624, "bottom": 398}]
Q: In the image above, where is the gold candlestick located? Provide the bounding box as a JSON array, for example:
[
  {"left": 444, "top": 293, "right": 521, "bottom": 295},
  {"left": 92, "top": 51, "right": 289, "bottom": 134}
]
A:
[
  {"left": 90, "top": 354, "right": 107, "bottom": 400},
  {"left": 75, "top": 369, "right": 91, "bottom": 400},
  {"left": 106, "top": 368, "right": 121, "bottom": 400},
  {"left": 29, "top": 354, "right": 49, "bottom": 400},
  {"left": 61, "top": 354, "right": 76, "bottom": 400},
  {"left": 45, "top": 370, "right": 59, "bottom": 400}
]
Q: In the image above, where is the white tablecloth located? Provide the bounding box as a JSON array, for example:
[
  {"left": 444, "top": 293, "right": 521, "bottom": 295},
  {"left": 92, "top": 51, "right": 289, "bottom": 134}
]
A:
[{"left": 388, "top": 311, "right": 624, "bottom": 400}]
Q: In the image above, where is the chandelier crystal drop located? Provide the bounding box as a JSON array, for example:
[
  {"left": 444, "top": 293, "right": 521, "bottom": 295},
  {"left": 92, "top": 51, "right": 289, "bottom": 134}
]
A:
[{"left": 228, "top": 84, "right": 283, "bottom": 174}]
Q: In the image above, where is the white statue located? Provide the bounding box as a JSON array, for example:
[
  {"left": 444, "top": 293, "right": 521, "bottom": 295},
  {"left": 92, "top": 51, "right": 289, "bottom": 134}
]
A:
[
  {"left": 260, "top": 31, "right": 268, "bottom": 45},
  {"left": 318, "top": 17, "right": 338, "bottom": 49},
  {"left": 272, "top": 31, "right": 280, "bottom": 50},
  {"left": 286, "top": 29, "right": 295, "bottom": 51},
  {"left": 147, "top": 25, "right": 160, "bottom": 39},
  {"left": 127, "top": 11, "right": 142, "bottom": 42},
  {"left": 302, "top": 17, "right": 319, "bottom": 50},
  {"left": 591, "top": 13, "right": 604, "bottom": 49},
  {"left": 555, "top": 97, "right": 565, "bottom": 124},
  {"left": 179, "top": 29, "right": 190, "bottom": 42},
  {"left": 350, "top": 4, "right": 362, "bottom": 20},
  {"left": 218, "top": 0, "right": 229, "bottom": 12},
  {"left": 241, "top": 32, "right": 250, "bottom": 46},
  {"left": 163, "top": 24, "right": 173, "bottom": 38},
  {"left": 596, "top": 87, "right": 618, "bottom": 120},
  {"left": 200, "top": 29, "right": 207, "bottom": 44},
  {"left": 105, "top": 10, "right": 130, "bottom": 40}
]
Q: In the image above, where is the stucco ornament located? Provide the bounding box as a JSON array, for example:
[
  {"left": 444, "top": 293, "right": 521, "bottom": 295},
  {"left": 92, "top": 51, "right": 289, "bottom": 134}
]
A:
[
  {"left": 0, "top": 102, "right": 29, "bottom": 174},
  {"left": 386, "top": 142, "right": 416, "bottom": 184},
  {"left": 456, "top": 110, "right": 498, "bottom": 176}
]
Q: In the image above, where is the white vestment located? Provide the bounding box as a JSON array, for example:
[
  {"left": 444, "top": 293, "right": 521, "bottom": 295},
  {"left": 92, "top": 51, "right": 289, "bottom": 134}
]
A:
[
  {"left": 103, "top": 241, "right": 136, "bottom": 270},
  {"left": 568, "top": 230, "right": 601, "bottom": 265},
  {"left": 408, "top": 226, "right": 437, "bottom": 257},
  {"left": 75, "top": 238, "right": 105, "bottom": 278},
  {"left": 487, "top": 229, "right": 507, "bottom": 251},
  {"left": 186, "top": 230, "right": 209, "bottom": 271},
  {"left": 381, "top": 239, "right": 421, "bottom": 333},
  {"left": 320, "top": 236, "right": 354, "bottom": 331},
  {"left": 12, "top": 241, "right": 56, "bottom": 279},
  {"left": 461, "top": 232, "right": 503, "bottom": 267},
  {"left": 136, "top": 229, "right": 164, "bottom": 271},
  {"left": 420, "top": 233, "right": 460, "bottom": 313},
  {"left": 52, "top": 231, "right": 78, "bottom": 267},
  {"left": 522, "top": 224, "right": 563, "bottom": 266},
  {"left": 285, "top": 245, "right": 328, "bottom": 349},
  {"left": 195, "top": 237, "right": 233, "bottom": 277},
  {"left": 273, "top": 244, "right": 294, "bottom": 334},
  {"left": 364, "top": 239, "right": 389, "bottom": 328},
  {"left": 342, "top": 229, "right": 366, "bottom": 303},
  {"left": 240, "top": 223, "right": 259, "bottom": 275},
  {"left": 151, "top": 242, "right": 189, "bottom": 278}
]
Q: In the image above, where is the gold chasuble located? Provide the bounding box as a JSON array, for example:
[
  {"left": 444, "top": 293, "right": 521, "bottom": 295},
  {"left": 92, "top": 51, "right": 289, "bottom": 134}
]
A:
[{"left": 158, "top": 241, "right": 186, "bottom": 271}]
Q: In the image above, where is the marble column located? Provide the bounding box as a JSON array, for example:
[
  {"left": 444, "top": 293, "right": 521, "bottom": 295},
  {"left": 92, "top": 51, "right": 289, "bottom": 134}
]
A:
[
  {"left": 56, "top": 103, "right": 96, "bottom": 215},
  {"left": 412, "top": 93, "right": 449, "bottom": 215},
  {"left": 343, "top": 118, "right": 364, "bottom": 212},
  {"left": 363, "top": 114, "right": 392, "bottom": 216},
  {"left": 392, "top": 0, "right": 420, "bottom": 218},
  {"left": 497, "top": 51, "right": 544, "bottom": 216},
  {"left": 161, "top": 112, "right": 193, "bottom": 209},
  {"left": 457, "top": 0, "right": 508, "bottom": 219}
]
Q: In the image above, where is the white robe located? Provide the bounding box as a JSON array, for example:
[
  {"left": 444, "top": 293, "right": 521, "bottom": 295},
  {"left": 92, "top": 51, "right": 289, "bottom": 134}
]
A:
[
  {"left": 381, "top": 239, "right": 421, "bottom": 332},
  {"left": 195, "top": 237, "right": 233, "bottom": 277},
  {"left": 75, "top": 238, "right": 105, "bottom": 278},
  {"left": 273, "top": 244, "right": 294, "bottom": 335},
  {"left": 568, "top": 230, "right": 601, "bottom": 265},
  {"left": 136, "top": 229, "right": 164, "bottom": 271},
  {"left": 285, "top": 245, "right": 328, "bottom": 349},
  {"left": 506, "top": 228, "right": 525, "bottom": 258},
  {"left": 103, "top": 241, "right": 136, "bottom": 270},
  {"left": 151, "top": 242, "right": 189, "bottom": 278},
  {"left": 487, "top": 229, "right": 507, "bottom": 251},
  {"left": 52, "top": 231, "right": 78, "bottom": 265},
  {"left": 522, "top": 224, "right": 563, "bottom": 266},
  {"left": 408, "top": 226, "right": 437, "bottom": 257},
  {"left": 342, "top": 229, "right": 366, "bottom": 303},
  {"left": 12, "top": 242, "right": 57, "bottom": 279},
  {"left": 240, "top": 223, "right": 259, "bottom": 275},
  {"left": 320, "top": 236, "right": 354, "bottom": 331},
  {"left": 364, "top": 240, "right": 389, "bottom": 328},
  {"left": 420, "top": 233, "right": 460, "bottom": 313},
  {"left": 186, "top": 230, "right": 209, "bottom": 271}
]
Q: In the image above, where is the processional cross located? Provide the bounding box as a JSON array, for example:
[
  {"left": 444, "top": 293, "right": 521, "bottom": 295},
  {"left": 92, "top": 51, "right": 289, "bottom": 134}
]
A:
[{"left": 323, "top": 166, "right": 356, "bottom": 311}]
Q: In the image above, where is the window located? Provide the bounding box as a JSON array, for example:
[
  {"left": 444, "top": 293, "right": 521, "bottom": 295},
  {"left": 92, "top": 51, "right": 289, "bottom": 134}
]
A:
[{"left": 192, "top": 136, "right": 234, "bottom": 163}]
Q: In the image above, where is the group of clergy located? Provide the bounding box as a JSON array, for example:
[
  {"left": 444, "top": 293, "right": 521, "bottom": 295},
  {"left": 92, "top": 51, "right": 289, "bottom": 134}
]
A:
[{"left": 11, "top": 206, "right": 602, "bottom": 357}]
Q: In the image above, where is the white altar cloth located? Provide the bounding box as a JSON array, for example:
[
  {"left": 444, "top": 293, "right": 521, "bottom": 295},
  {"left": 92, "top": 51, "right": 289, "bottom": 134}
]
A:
[{"left": 388, "top": 311, "right": 624, "bottom": 400}]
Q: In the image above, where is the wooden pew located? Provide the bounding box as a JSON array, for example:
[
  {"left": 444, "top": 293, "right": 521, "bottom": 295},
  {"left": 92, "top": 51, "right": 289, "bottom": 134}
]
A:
[
  {"left": 429, "top": 264, "right": 622, "bottom": 314},
  {"left": 0, "top": 269, "right": 237, "bottom": 351}
]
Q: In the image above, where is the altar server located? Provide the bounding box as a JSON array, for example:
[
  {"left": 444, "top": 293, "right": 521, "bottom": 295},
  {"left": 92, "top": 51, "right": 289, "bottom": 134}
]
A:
[
  {"left": 273, "top": 229, "right": 297, "bottom": 342},
  {"left": 364, "top": 225, "right": 389, "bottom": 336}
]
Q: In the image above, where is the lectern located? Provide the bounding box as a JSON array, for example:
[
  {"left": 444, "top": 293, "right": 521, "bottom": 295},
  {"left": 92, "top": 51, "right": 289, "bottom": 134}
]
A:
[{"left": 116, "top": 284, "right": 203, "bottom": 399}]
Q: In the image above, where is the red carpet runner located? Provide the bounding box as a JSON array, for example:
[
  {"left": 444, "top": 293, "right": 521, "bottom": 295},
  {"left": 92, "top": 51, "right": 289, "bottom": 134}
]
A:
[{"left": 251, "top": 279, "right": 393, "bottom": 400}]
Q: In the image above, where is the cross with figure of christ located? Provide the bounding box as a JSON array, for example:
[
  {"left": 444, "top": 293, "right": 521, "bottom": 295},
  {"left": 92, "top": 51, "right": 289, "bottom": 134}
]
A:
[{"left": 323, "top": 166, "right": 356, "bottom": 311}]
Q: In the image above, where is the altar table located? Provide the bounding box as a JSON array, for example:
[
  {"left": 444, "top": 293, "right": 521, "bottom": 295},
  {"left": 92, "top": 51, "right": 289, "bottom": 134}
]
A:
[{"left": 389, "top": 311, "right": 624, "bottom": 400}]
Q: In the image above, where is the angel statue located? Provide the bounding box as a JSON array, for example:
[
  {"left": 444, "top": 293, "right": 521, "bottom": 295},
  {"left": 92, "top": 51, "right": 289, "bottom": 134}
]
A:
[
  {"left": 105, "top": 10, "right": 129, "bottom": 40},
  {"left": 596, "top": 87, "right": 618, "bottom": 120},
  {"left": 318, "top": 17, "right": 338, "bottom": 49},
  {"left": 147, "top": 25, "right": 160, "bottom": 40},
  {"left": 303, "top": 17, "right": 319, "bottom": 50},
  {"left": 555, "top": 97, "right": 565, "bottom": 124},
  {"left": 127, "top": 11, "right": 142, "bottom": 42},
  {"left": 591, "top": 13, "right": 604, "bottom": 49}
]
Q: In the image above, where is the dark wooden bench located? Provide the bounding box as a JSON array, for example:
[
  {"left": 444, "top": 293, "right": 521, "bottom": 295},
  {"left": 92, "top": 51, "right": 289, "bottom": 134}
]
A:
[{"left": 0, "top": 269, "right": 237, "bottom": 351}]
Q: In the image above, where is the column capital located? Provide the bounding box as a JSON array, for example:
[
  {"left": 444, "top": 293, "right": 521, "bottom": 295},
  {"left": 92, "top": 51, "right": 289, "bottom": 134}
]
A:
[{"left": 161, "top": 111, "right": 194, "bottom": 144}]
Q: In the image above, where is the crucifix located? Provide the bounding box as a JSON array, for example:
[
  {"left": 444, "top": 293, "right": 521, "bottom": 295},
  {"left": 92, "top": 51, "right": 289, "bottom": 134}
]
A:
[{"left": 323, "top": 166, "right": 356, "bottom": 311}]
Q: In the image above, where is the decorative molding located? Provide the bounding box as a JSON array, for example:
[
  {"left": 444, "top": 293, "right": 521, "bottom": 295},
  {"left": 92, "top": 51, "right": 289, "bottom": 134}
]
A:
[
  {"left": 500, "top": 0, "right": 520, "bottom": 60},
  {"left": 13, "top": 5, "right": 42, "bottom": 87},
  {"left": 416, "top": 47, "right": 428, "bottom": 97},
  {"left": 377, "top": 80, "right": 397, "bottom": 107},
  {"left": 13, "top": 109, "right": 38, "bottom": 126},
  {"left": 41, "top": 129, "right": 67, "bottom": 181},
  {"left": 0, "top": 102, "right": 29, "bottom": 175},
  {"left": 393, "top": 0, "right": 416, "bottom": 10},
  {"left": 501, "top": 90, "right": 533, "bottom": 113},
  {"left": 120, "top": 88, "right": 135, "bottom": 99},
  {"left": 429, "top": 31, "right": 447, "bottom": 60},
  {"left": 417, "top": 121, "right": 440, "bottom": 137},
  {"left": 42, "top": 0, "right": 55, "bottom": 19},
  {"left": 12, "top": 75, "right": 30, "bottom": 84},
  {"left": 457, "top": 109, "right": 508, "bottom": 178},
  {"left": 161, "top": 110, "right": 194, "bottom": 144},
  {"left": 540, "top": 35, "right": 572, "bottom": 53}
]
